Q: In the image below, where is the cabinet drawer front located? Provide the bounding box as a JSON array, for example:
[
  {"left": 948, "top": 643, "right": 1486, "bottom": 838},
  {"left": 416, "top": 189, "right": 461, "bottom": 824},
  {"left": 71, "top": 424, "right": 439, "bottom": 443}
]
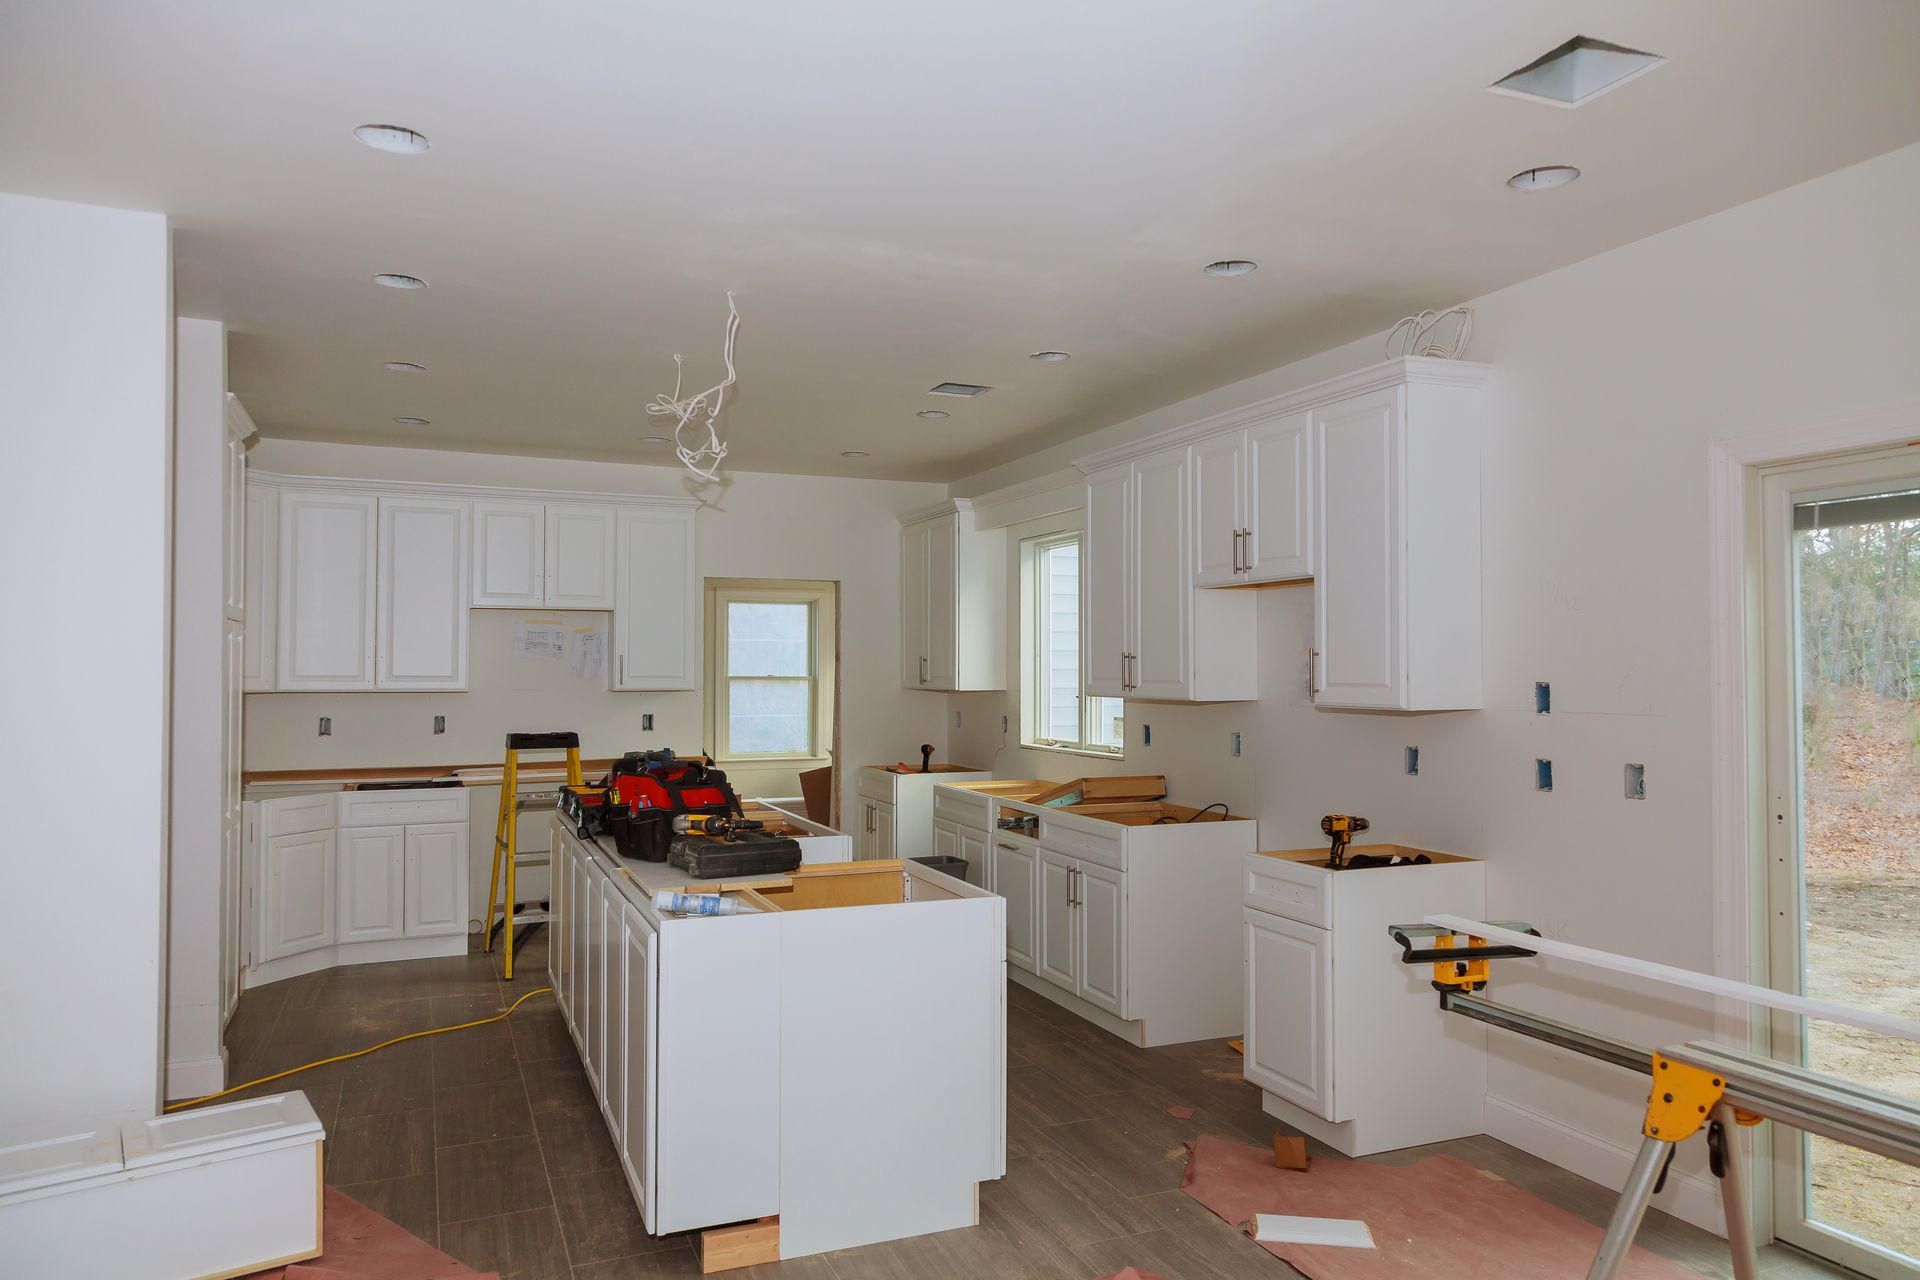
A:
[
  {"left": 932, "top": 788, "right": 982, "bottom": 825},
  {"left": 1033, "top": 816, "right": 1123, "bottom": 872},
  {"left": 1243, "top": 855, "right": 1329, "bottom": 928},
  {"left": 339, "top": 789, "right": 470, "bottom": 827},
  {"left": 856, "top": 770, "right": 895, "bottom": 804},
  {"left": 265, "top": 792, "right": 336, "bottom": 837}
]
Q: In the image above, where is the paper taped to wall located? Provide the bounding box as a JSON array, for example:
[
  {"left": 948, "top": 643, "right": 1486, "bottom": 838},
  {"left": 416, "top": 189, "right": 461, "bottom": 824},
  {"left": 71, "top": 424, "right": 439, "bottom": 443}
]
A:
[
  {"left": 515, "top": 619, "right": 568, "bottom": 660},
  {"left": 570, "top": 626, "right": 605, "bottom": 680}
]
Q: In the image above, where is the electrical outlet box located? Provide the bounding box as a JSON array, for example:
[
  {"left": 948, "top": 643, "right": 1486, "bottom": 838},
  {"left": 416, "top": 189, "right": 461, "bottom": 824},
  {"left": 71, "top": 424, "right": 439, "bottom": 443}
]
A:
[
  {"left": 1143, "top": 724, "right": 1152, "bottom": 747},
  {"left": 1001, "top": 715, "right": 1009, "bottom": 734},
  {"left": 955, "top": 710, "right": 963, "bottom": 729},
  {"left": 1534, "top": 682, "right": 1552, "bottom": 715},
  {"left": 1406, "top": 746, "right": 1420, "bottom": 776},
  {"left": 1625, "top": 763, "right": 1646, "bottom": 799},
  {"left": 1535, "top": 758, "right": 1554, "bottom": 792},
  {"left": 318, "top": 716, "right": 331, "bottom": 737},
  {"left": 433, "top": 715, "right": 445, "bottom": 735},
  {"left": 642, "top": 713, "right": 654, "bottom": 731},
  {"left": 1231, "top": 731, "right": 1241, "bottom": 757}
]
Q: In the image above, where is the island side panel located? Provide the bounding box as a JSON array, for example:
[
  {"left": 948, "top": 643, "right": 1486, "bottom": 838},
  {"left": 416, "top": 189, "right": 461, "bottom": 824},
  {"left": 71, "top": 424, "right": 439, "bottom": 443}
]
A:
[{"left": 775, "top": 897, "right": 1003, "bottom": 1258}]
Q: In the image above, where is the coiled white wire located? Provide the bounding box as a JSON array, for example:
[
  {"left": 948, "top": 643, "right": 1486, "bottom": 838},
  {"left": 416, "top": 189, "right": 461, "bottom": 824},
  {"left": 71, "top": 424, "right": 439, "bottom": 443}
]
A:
[
  {"left": 647, "top": 292, "right": 740, "bottom": 483},
  {"left": 1385, "top": 305, "right": 1474, "bottom": 361}
]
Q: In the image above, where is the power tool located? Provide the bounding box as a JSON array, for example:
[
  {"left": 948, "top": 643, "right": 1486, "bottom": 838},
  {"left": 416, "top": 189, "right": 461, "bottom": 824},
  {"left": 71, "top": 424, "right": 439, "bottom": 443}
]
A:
[
  {"left": 672, "top": 813, "right": 766, "bottom": 841},
  {"left": 1321, "top": 813, "right": 1370, "bottom": 870}
]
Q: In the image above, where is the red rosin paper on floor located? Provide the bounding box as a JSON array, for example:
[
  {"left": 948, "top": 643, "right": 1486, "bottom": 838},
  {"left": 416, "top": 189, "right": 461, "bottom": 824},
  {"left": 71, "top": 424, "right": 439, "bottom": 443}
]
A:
[{"left": 1179, "top": 1136, "right": 1702, "bottom": 1280}]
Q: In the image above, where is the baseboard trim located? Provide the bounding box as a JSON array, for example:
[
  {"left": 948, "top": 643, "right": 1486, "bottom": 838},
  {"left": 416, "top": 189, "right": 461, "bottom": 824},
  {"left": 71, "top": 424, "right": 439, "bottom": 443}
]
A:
[
  {"left": 164, "top": 1051, "right": 228, "bottom": 1102},
  {"left": 1483, "top": 1094, "right": 1726, "bottom": 1236},
  {"left": 244, "top": 933, "right": 468, "bottom": 988}
]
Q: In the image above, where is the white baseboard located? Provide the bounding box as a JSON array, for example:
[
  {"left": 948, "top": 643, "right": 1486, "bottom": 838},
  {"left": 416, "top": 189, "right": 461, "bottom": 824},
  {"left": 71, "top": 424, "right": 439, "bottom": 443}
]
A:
[
  {"left": 1484, "top": 1094, "right": 1726, "bottom": 1236},
  {"left": 164, "top": 1051, "right": 228, "bottom": 1103}
]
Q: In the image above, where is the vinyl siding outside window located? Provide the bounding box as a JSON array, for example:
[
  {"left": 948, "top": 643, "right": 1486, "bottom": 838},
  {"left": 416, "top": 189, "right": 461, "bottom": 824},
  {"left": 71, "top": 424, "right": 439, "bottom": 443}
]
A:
[{"left": 1024, "top": 533, "right": 1122, "bottom": 754}]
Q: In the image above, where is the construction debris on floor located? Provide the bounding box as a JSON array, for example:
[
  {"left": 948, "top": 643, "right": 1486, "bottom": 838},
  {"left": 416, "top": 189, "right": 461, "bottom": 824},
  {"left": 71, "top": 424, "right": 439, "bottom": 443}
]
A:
[
  {"left": 1179, "top": 1136, "right": 1702, "bottom": 1279},
  {"left": 245, "top": 1189, "right": 499, "bottom": 1280}
]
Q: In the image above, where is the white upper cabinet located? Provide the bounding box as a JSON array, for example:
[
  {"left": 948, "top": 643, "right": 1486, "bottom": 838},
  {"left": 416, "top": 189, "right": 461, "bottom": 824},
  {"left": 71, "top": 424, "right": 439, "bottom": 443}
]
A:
[
  {"left": 1193, "top": 411, "right": 1313, "bottom": 587},
  {"left": 545, "top": 504, "right": 618, "bottom": 609},
  {"left": 472, "top": 500, "right": 545, "bottom": 607},
  {"left": 1081, "top": 452, "right": 1256, "bottom": 703},
  {"left": 1191, "top": 432, "right": 1245, "bottom": 587},
  {"left": 898, "top": 500, "right": 1005, "bottom": 692},
  {"left": 277, "top": 490, "right": 378, "bottom": 691},
  {"left": 613, "top": 505, "right": 698, "bottom": 690},
  {"left": 242, "top": 481, "right": 278, "bottom": 691},
  {"left": 1311, "top": 367, "right": 1485, "bottom": 711},
  {"left": 378, "top": 496, "right": 470, "bottom": 690}
]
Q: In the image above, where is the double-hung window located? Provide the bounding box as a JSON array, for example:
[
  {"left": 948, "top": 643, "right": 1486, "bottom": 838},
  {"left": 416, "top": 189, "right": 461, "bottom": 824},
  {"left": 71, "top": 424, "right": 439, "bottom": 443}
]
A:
[
  {"left": 1023, "top": 532, "right": 1123, "bottom": 754},
  {"left": 708, "top": 582, "right": 836, "bottom": 761}
]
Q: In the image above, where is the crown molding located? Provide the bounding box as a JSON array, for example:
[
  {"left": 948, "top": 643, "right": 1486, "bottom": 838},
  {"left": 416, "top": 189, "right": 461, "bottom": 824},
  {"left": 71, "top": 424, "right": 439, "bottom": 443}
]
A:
[
  {"left": 897, "top": 496, "right": 975, "bottom": 527},
  {"left": 248, "top": 468, "right": 704, "bottom": 510}
]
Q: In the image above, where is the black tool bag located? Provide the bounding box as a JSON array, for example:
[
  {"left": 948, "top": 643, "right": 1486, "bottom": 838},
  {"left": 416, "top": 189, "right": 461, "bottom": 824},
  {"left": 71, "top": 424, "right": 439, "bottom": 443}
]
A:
[{"left": 667, "top": 834, "right": 803, "bottom": 879}]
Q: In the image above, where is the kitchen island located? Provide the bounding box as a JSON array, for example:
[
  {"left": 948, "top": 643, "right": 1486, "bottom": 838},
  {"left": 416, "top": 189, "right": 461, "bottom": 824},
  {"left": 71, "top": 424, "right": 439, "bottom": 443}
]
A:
[{"left": 547, "top": 817, "right": 1006, "bottom": 1266}]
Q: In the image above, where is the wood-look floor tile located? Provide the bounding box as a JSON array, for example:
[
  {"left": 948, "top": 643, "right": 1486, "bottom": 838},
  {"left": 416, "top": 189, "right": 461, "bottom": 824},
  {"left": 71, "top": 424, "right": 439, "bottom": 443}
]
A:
[
  {"left": 432, "top": 988, "right": 509, "bottom": 1025},
  {"left": 531, "top": 1103, "right": 622, "bottom": 1179},
  {"left": 520, "top": 1052, "right": 596, "bottom": 1114},
  {"left": 436, "top": 1075, "right": 536, "bottom": 1147},
  {"left": 432, "top": 1021, "right": 523, "bottom": 1088},
  {"left": 327, "top": 1108, "right": 435, "bottom": 1183},
  {"left": 984, "top": 1148, "right": 1155, "bottom": 1248},
  {"left": 437, "top": 1135, "right": 554, "bottom": 1224},
  {"left": 1007, "top": 1059, "right": 1120, "bottom": 1129},
  {"left": 1016, "top": 1033, "right": 1151, "bottom": 1098},
  {"left": 438, "top": 1206, "right": 571, "bottom": 1280},
  {"left": 548, "top": 1168, "right": 662, "bottom": 1265},
  {"left": 338, "top": 1041, "right": 436, "bottom": 1117},
  {"left": 507, "top": 1006, "right": 575, "bottom": 1062},
  {"left": 826, "top": 1194, "right": 1087, "bottom": 1280},
  {"left": 1072, "top": 1226, "right": 1245, "bottom": 1280},
  {"left": 1131, "top": 1188, "right": 1302, "bottom": 1280},
  {"left": 334, "top": 1172, "right": 440, "bottom": 1248},
  {"left": 1039, "top": 1105, "right": 1210, "bottom": 1199},
  {"left": 571, "top": 1243, "right": 703, "bottom": 1279}
]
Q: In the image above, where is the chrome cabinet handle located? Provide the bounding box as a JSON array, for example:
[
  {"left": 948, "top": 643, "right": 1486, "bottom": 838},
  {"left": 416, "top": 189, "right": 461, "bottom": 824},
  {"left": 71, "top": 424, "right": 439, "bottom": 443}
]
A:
[
  {"left": 618, "top": 654, "right": 624, "bottom": 686},
  {"left": 1307, "top": 647, "right": 1319, "bottom": 699}
]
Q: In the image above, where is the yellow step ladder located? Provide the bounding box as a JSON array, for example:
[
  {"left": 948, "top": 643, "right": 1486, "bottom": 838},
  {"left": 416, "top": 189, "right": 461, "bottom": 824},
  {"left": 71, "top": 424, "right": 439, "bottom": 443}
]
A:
[{"left": 484, "top": 731, "right": 584, "bottom": 979}]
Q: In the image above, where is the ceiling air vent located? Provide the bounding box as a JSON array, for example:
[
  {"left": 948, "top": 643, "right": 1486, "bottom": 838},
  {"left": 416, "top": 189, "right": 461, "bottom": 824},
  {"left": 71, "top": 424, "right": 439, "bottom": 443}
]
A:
[
  {"left": 928, "top": 382, "right": 993, "bottom": 398},
  {"left": 1489, "top": 36, "right": 1663, "bottom": 108}
]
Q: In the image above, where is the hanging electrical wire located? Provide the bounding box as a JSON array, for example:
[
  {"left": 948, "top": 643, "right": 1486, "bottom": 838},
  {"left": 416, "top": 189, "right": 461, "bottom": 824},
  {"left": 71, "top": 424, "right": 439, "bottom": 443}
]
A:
[
  {"left": 1385, "top": 305, "right": 1474, "bottom": 360},
  {"left": 646, "top": 291, "right": 741, "bottom": 482}
]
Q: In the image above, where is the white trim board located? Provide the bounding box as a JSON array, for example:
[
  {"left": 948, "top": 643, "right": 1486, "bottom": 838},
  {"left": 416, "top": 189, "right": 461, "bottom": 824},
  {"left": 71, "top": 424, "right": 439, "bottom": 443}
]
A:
[{"left": 249, "top": 467, "right": 703, "bottom": 510}]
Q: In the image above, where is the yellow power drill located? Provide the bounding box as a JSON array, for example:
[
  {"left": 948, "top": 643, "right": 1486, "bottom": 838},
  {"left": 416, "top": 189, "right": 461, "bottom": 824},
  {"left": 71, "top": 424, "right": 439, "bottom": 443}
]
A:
[{"left": 1321, "top": 813, "right": 1370, "bottom": 870}]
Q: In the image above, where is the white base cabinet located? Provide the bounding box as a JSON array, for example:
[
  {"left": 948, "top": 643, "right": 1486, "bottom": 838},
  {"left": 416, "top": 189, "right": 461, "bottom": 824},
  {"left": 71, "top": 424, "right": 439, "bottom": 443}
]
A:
[
  {"left": 1242, "top": 846, "right": 1487, "bottom": 1156},
  {"left": 855, "top": 765, "right": 992, "bottom": 861}
]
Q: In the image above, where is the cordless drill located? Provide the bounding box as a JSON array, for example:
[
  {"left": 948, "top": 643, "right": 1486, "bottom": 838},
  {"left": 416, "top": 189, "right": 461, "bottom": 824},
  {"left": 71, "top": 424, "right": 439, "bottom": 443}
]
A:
[{"left": 1321, "top": 814, "right": 1370, "bottom": 870}]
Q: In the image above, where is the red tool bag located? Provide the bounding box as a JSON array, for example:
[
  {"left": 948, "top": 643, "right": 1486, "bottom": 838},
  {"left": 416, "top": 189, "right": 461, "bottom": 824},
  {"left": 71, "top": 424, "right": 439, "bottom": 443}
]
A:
[{"left": 606, "top": 749, "right": 738, "bottom": 816}]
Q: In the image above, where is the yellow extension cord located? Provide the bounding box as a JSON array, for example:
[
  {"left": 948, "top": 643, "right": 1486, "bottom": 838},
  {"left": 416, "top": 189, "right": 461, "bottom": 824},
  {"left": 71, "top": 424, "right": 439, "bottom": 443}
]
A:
[{"left": 164, "top": 986, "right": 555, "bottom": 1113}]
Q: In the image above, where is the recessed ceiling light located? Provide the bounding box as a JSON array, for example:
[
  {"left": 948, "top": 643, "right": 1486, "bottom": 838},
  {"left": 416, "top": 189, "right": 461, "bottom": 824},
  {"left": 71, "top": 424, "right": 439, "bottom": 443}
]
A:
[
  {"left": 354, "top": 124, "right": 431, "bottom": 154},
  {"left": 1203, "top": 260, "right": 1257, "bottom": 277},
  {"left": 916, "top": 410, "right": 950, "bottom": 420},
  {"left": 393, "top": 416, "right": 430, "bottom": 425},
  {"left": 384, "top": 361, "right": 426, "bottom": 373},
  {"left": 1507, "top": 165, "right": 1581, "bottom": 191},
  {"left": 840, "top": 451, "right": 870, "bottom": 459},
  {"left": 1029, "top": 351, "right": 1071, "bottom": 362},
  {"left": 928, "top": 382, "right": 992, "bottom": 397},
  {"left": 638, "top": 435, "right": 671, "bottom": 444},
  {"left": 373, "top": 273, "right": 428, "bottom": 289}
]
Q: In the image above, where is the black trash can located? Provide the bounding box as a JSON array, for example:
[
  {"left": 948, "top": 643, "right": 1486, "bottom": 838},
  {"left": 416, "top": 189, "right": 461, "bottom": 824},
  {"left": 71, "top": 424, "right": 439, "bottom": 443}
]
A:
[{"left": 912, "top": 855, "right": 970, "bottom": 882}]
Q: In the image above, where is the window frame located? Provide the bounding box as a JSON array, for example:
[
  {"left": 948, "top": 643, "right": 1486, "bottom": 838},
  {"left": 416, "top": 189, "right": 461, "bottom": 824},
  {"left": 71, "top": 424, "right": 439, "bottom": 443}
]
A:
[
  {"left": 1019, "top": 526, "right": 1124, "bottom": 758},
  {"left": 706, "top": 581, "right": 837, "bottom": 765}
]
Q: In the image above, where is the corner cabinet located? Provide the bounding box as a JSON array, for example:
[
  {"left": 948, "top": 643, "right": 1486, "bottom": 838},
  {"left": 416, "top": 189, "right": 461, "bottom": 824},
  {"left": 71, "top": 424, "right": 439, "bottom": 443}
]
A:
[{"left": 899, "top": 500, "right": 1005, "bottom": 691}]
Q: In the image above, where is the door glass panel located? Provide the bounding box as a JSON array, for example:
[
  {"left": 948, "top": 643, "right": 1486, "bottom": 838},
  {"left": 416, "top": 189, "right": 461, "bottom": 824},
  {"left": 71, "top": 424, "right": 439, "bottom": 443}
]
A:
[{"left": 1790, "top": 487, "right": 1920, "bottom": 1267}]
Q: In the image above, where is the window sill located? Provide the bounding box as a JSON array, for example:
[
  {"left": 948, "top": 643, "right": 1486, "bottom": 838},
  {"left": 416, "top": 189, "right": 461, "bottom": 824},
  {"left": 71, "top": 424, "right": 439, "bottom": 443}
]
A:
[
  {"left": 714, "top": 754, "right": 831, "bottom": 768},
  {"left": 1021, "top": 742, "right": 1126, "bottom": 761}
]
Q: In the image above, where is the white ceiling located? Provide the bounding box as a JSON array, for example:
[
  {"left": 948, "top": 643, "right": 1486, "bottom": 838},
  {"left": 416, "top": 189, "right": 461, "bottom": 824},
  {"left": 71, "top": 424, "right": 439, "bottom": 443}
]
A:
[{"left": 4, "top": 1, "right": 1918, "bottom": 482}]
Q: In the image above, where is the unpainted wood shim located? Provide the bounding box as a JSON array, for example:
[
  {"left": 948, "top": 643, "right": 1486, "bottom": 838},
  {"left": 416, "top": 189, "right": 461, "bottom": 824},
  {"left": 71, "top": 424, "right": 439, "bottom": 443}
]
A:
[
  {"left": 1425, "top": 914, "right": 1920, "bottom": 1043},
  {"left": 699, "top": 1217, "right": 779, "bottom": 1274}
]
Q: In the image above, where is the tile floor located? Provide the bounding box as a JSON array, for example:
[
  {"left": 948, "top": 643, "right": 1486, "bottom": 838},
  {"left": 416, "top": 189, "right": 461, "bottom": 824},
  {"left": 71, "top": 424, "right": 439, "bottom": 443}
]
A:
[{"left": 216, "top": 933, "right": 1851, "bottom": 1279}]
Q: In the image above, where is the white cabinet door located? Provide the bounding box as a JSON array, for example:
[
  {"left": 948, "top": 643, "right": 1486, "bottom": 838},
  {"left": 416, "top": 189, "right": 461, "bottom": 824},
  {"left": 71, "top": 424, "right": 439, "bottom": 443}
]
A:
[
  {"left": 1245, "top": 411, "right": 1312, "bottom": 582},
  {"left": 923, "top": 513, "right": 958, "bottom": 690},
  {"left": 620, "top": 902, "right": 658, "bottom": 1233},
  {"left": 472, "top": 501, "right": 544, "bottom": 607},
  {"left": 959, "top": 828, "right": 990, "bottom": 891},
  {"left": 403, "top": 823, "right": 468, "bottom": 937},
  {"left": 546, "top": 503, "right": 617, "bottom": 609},
  {"left": 581, "top": 863, "right": 603, "bottom": 1090},
  {"left": 570, "top": 851, "right": 591, "bottom": 1039},
  {"left": 900, "top": 521, "right": 928, "bottom": 687},
  {"left": 1243, "top": 909, "right": 1334, "bottom": 1119},
  {"left": 1083, "top": 464, "right": 1132, "bottom": 698},
  {"left": 261, "top": 830, "right": 334, "bottom": 962},
  {"left": 1130, "top": 449, "right": 1191, "bottom": 701},
  {"left": 1313, "top": 388, "right": 1403, "bottom": 708},
  {"left": 600, "top": 876, "right": 626, "bottom": 1142},
  {"left": 224, "top": 432, "right": 247, "bottom": 619},
  {"left": 1035, "top": 848, "right": 1078, "bottom": 993},
  {"left": 278, "top": 490, "right": 377, "bottom": 690},
  {"left": 1191, "top": 432, "right": 1246, "bottom": 587},
  {"left": 613, "top": 507, "right": 696, "bottom": 690},
  {"left": 931, "top": 818, "right": 961, "bottom": 862},
  {"left": 1076, "top": 860, "right": 1126, "bottom": 1017},
  {"left": 550, "top": 833, "right": 567, "bottom": 995},
  {"left": 378, "top": 496, "right": 470, "bottom": 689},
  {"left": 242, "top": 484, "right": 277, "bottom": 690},
  {"left": 871, "top": 799, "right": 897, "bottom": 860},
  {"left": 993, "top": 840, "right": 1038, "bottom": 971},
  {"left": 337, "top": 825, "right": 405, "bottom": 943}
]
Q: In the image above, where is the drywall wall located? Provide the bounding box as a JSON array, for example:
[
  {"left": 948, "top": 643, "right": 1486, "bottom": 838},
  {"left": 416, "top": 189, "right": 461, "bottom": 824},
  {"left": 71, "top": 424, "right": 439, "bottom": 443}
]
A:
[
  {"left": 948, "top": 140, "right": 1920, "bottom": 1230},
  {"left": 243, "top": 440, "right": 952, "bottom": 826},
  {"left": 0, "top": 192, "right": 172, "bottom": 1136}
]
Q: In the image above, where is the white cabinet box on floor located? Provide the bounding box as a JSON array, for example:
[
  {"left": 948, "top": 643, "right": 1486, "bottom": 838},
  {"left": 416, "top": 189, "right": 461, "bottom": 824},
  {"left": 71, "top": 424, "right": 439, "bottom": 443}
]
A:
[
  {"left": 548, "top": 821, "right": 1005, "bottom": 1262},
  {"left": 854, "top": 763, "right": 992, "bottom": 860},
  {"left": 985, "top": 793, "right": 1256, "bottom": 1046},
  {"left": 1242, "top": 846, "right": 1487, "bottom": 1156}
]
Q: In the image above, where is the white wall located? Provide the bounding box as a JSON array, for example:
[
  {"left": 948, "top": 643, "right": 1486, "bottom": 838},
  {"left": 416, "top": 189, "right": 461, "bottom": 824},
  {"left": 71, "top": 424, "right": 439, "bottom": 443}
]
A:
[
  {"left": 0, "top": 193, "right": 172, "bottom": 1137},
  {"left": 243, "top": 440, "right": 952, "bottom": 825},
  {"left": 948, "top": 141, "right": 1920, "bottom": 1227}
]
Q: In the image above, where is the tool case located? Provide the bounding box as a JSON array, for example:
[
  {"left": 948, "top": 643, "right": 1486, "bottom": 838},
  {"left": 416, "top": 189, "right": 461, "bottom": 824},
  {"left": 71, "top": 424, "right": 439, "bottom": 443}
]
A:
[{"left": 668, "top": 833, "right": 803, "bottom": 879}]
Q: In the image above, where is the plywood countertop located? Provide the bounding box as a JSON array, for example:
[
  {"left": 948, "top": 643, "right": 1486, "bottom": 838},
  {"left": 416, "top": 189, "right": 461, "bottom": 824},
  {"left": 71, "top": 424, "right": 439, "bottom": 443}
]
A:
[{"left": 243, "top": 758, "right": 628, "bottom": 787}]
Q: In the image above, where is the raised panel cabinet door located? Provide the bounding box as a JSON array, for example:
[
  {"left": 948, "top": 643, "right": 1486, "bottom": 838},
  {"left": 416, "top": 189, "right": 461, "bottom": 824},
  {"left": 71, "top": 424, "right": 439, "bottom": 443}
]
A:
[
  {"left": 1075, "top": 860, "right": 1126, "bottom": 1017},
  {"left": 570, "top": 852, "right": 591, "bottom": 1039},
  {"left": 931, "top": 818, "right": 961, "bottom": 862},
  {"left": 224, "top": 433, "right": 247, "bottom": 619},
  {"left": 871, "top": 799, "right": 897, "bottom": 860},
  {"left": 471, "top": 501, "right": 544, "bottom": 607},
  {"left": 601, "top": 877, "right": 627, "bottom": 1143},
  {"left": 277, "top": 490, "right": 377, "bottom": 690},
  {"left": 1245, "top": 410, "right": 1313, "bottom": 582},
  {"left": 580, "top": 862, "right": 603, "bottom": 1090},
  {"left": 549, "top": 836, "right": 566, "bottom": 994},
  {"left": 1083, "top": 464, "right": 1132, "bottom": 698},
  {"left": 1243, "top": 909, "right": 1335, "bottom": 1120},
  {"left": 378, "top": 496, "right": 470, "bottom": 689},
  {"left": 923, "top": 513, "right": 959, "bottom": 689},
  {"left": 993, "top": 840, "right": 1038, "bottom": 970},
  {"left": 242, "top": 484, "right": 277, "bottom": 690},
  {"left": 1130, "top": 449, "right": 1192, "bottom": 700},
  {"left": 1191, "top": 431, "right": 1247, "bottom": 587},
  {"left": 545, "top": 503, "right": 617, "bottom": 609},
  {"left": 1312, "top": 387, "right": 1404, "bottom": 708},
  {"left": 1035, "top": 848, "right": 1079, "bottom": 993},
  {"left": 261, "top": 830, "right": 334, "bottom": 961},
  {"left": 959, "top": 828, "right": 990, "bottom": 891},
  {"left": 403, "top": 823, "right": 468, "bottom": 937},
  {"left": 614, "top": 508, "right": 697, "bottom": 690},
  {"left": 337, "top": 825, "right": 405, "bottom": 943},
  {"left": 900, "top": 522, "right": 929, "bottom": 687},
  {"left": 621, "top": 902, "right": 658, "bottom": 1232}
]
